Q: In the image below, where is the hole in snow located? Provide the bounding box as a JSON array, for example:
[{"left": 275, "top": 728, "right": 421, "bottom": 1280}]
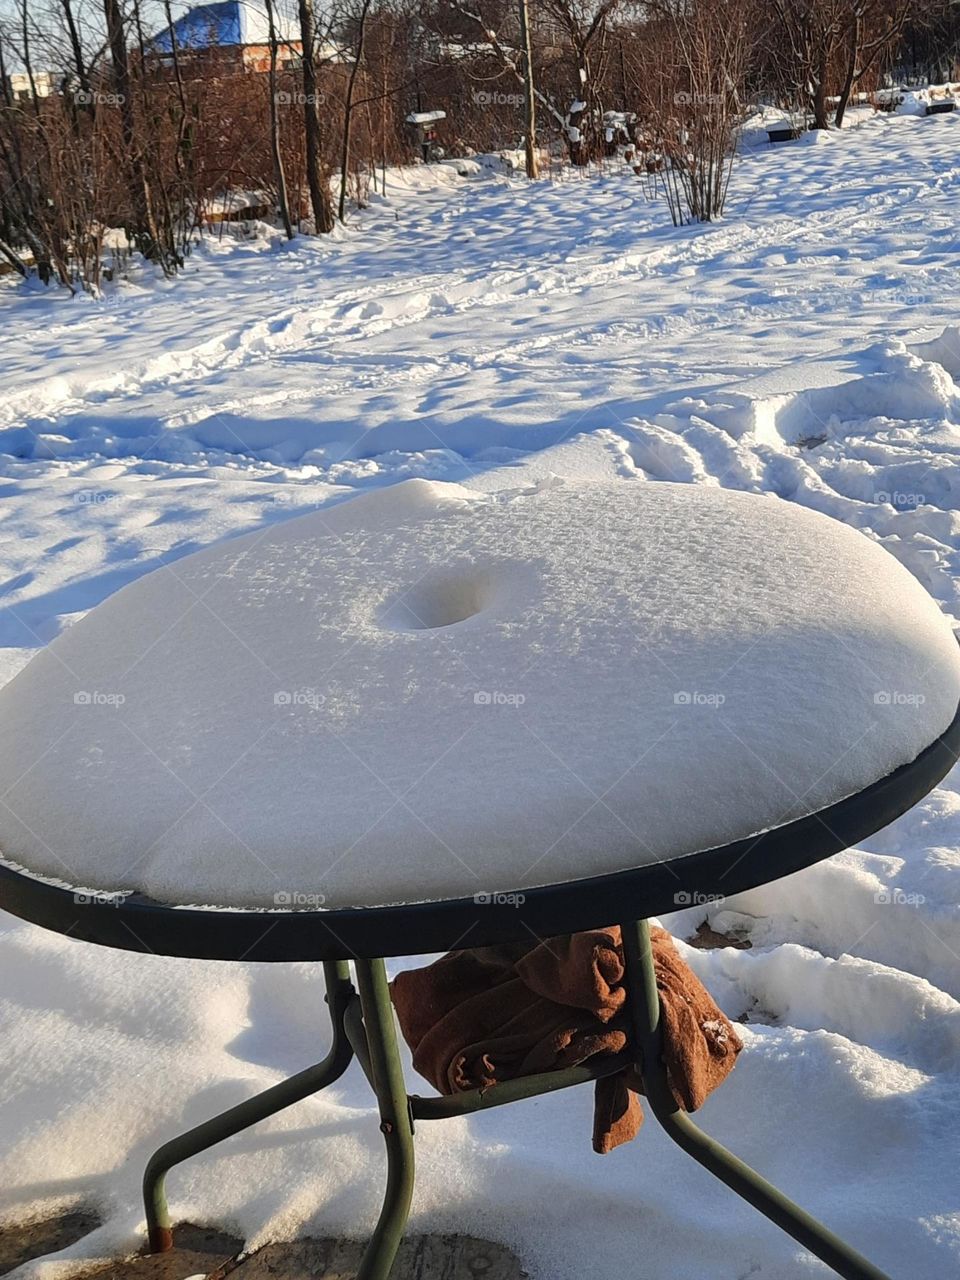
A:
[{"left": 381, "top": 569, "right": 496, "bottom": 631}]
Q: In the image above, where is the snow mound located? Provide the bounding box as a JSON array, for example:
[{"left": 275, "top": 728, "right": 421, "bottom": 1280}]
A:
[
  {"left": 897, "top": 91, "right": 929, "bottom": 117},
  {"left": 907, "top": 326, "right": 960, "bottom": 379},
  {"left": 0, "top": 478, "right": 957, "bottom": 911},
  {"left": 751, "top": 350, "right": 958, "bottom": 447}
]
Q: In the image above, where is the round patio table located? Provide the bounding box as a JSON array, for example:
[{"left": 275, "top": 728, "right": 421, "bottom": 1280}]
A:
[{"left": 1, "top": 478, "right": 959, "bottom": 1280}]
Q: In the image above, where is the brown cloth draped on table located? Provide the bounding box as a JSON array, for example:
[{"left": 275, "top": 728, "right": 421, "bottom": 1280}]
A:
[{"left": 390, "top": 924, "right": 742, "bottom": 1154}]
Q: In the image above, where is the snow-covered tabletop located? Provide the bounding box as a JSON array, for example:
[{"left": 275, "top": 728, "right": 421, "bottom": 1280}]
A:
[{"left": 0, "top": 477, "right": 958, "bottom": 913}]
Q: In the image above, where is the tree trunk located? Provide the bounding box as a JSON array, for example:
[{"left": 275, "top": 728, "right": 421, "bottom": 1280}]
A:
[
  {"left": 0, "top": 237, "right": 29, "bottom": 278},
  {"left": 834, "top": 16, "right": 861, "bottom": 128},
  {"left": 810, "top": 53, "right": 830, "bottom": 129},
  {"left": 298, "top": 0, "right": 335, "bottom": 233},
  {"left": 568, "top": 44, "right": 591, "bottom": 164},
  {"left": 102, "top": 0, "right": 164, "bottom": 264},
  {"left": 59, "top": 0, "right": 93, "bottom": 109},
  {"left": 163, "top": 0, "right": 192, "bottom": 264},
  {"left": 18, "top": 0, "right": 43, "bottom": 120},
  {"left": 338, "top": 0, "right": 371, "bottom": 223},
  {"left": 519, "top": 0, "right": 539, "bottom": 179},
  {"left": 265, "top": 0, "right": 295, "bottom": 239},
  {"left": 381, "top": 57, "right": 388, "bottom": 197},
  {"left": 566, "top": 99, "right": 586, "bottom": 165}
]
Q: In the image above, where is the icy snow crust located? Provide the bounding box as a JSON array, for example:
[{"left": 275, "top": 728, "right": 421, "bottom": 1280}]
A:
[
  {"left": 0, "top": 477, "right": 957, "bottom": 909},
  {"left": 6, "top": 115, "right": 960, "bottom": 1279}
]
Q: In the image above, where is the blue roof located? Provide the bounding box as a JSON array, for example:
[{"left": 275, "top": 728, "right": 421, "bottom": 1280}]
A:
[{"left": 151, "top": 2, "right": 243, "bottom": 52}]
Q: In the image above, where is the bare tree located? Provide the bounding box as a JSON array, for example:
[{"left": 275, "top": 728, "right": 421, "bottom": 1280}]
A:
[
  {"left": 429, "top": 0, "right": 570, "bottom": 165},
  {"left": 351, "top": 1, "right": 418, "bottom": 190},
  {"left": 102, "top": 0, "right": 167, "bottom": 263},
  {"left": 56, "top": 0, "right": 95, "bottom": 107},
  {"left": 298, "top": 0, "right": 336, "bottom": 231},
  {"left": 541, "top": 0, "right": 623, "bottom": 161},
  {"left": 518, "top": 0, "right": 538, "bottom": 177},
  {"left": 767, "top": 0, "right": 926, "bottom": 129},
  {"left": 834, "top": 0, "right": 912, "bottom": 127},
  {"left": 339, "top": 0, "right": 373, "bottom": 220},
  {"left": 263, "top": 0, "right": 295, "bottom": 237}
]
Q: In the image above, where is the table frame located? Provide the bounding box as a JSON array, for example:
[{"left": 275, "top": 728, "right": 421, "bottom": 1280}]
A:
[{"left": 143, "top": 920, "right": 891, "bottom": 1280}]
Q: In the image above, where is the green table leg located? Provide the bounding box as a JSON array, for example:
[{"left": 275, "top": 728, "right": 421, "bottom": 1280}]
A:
[
  {"left": 353, "top": 957, "right": 416, "bottom": 1280},
  {"left": 141, "top": 930, "right": 899, "bottom": 1280},
  {"left": 143, "top": 960, "right": 355, "bottom": 1253},
  {"left": 621, "top": 919, "right": 893, "bottom": 1280}
]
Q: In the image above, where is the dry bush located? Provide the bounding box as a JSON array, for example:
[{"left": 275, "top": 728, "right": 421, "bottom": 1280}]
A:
[{"left": 628, "top": 1, "right": 748, "bottom": 225}]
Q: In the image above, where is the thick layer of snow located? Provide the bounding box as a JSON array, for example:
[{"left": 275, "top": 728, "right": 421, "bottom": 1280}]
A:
[
  {"left": 3, "top": 113, "right": 960, "bottom": 1280},
  {"left": 0, "top": 478, "right": 957, "bottom": 910}
]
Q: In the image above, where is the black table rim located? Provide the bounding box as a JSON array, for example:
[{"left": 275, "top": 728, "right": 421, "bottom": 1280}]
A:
[{"left": 1, "top": 697, "right": 958, "bottom": 962}]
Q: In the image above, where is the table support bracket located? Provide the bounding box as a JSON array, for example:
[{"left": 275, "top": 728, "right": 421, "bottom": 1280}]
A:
[
  {"left": 621, "top": 919, "right": 892, "bottom": 1280},
  {"left": 143, "top": 960, "right": 356, "bottom": 1253}
]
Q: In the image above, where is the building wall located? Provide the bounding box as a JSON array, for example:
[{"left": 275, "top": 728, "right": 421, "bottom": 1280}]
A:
[
  {"left": 7, "top": 71, "right": 56, "bottom": 101},
  {"left": 241, "top": 43, "right": 304, "bottom": 74}
]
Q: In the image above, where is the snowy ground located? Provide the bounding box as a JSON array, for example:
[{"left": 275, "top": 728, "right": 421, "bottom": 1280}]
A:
[{"left": 3, "top": 110, "right": 960, "bottom": 1280}]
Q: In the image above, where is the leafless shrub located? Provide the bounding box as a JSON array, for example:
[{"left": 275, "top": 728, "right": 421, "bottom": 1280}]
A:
[{"left": 633, "top": 0, "right": 748, "bottom": 226}]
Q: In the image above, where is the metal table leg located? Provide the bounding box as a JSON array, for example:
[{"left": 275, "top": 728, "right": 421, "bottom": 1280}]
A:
[
  {"left": 143, "top": 960, "right": 356, "bottom": 1253},
  {"left": 142, "top": 931, "right": 898, "bottom": 1280},
  {"left": 353, "top": 957, "right": 416, "bottom": 1280},
  {"left": 620, "top": 919, "right": 893, "bottom": 1280}
]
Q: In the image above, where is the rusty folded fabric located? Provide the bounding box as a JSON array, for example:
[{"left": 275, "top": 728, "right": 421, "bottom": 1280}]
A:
[{"left": 390, "top": 925, "right": 742, "bottom": 1154}]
